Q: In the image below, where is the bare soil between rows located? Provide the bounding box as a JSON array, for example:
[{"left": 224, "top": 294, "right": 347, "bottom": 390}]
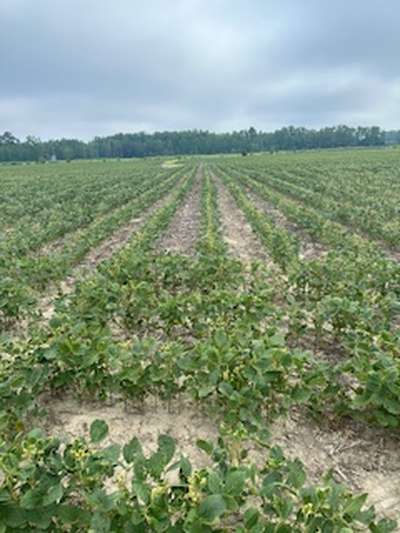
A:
[
  {"left": 7, "top": 166, "right": 399, "bottom": 524},
  {"left": 213, "top": 178, "right": 400, "bottom": 521},
  {"left": 271, "top": 409, "right": 400, "bottom": 521},
  {"left": 245, "top": 188, "right": 329, "bottom": 261},
  {"left": 213, "top": 175, "right": 271, "bottom": 264},
  {"left": 38, "top": 189, "right": 180, "bottom": 322},
  {"left": 39, "top": 395, "right": 400, "bottom": 521},
  {"left": 158, "top": 166, "right": 202, "bottom": 255},
  {"left": 246, "top": 180, "right": 400, "bottom": 264},
  {"left": 42, "top": 397, "right": 219, "bottom": 473}
]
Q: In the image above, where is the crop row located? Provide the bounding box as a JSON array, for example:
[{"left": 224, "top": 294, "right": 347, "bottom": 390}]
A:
[
  {"left": 212, "top": 163, "right": 400, "bottom": 429},
  {"left": 0, "top": 164, "right": 182, "bottom": 258},
  {"left": 0, "top": 165, "right": 192, "bottom": 329},
  {"left": 233, "top": 162, "right": 400, "bottom": 248},
  {"left": 0, "top": 159, "right": 165, "bottom": 228},
  {"left": 0, "top": 161, "right": 398, "bottom": 530},
  {"left": 236, "top": 150, "right": 400, "bottom": 207}
]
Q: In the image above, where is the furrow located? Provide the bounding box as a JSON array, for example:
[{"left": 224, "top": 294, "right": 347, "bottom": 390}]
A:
[
  {"left": 158, "top": 165, "right": 203, "bottom": 255},
  {"left": 38, "top": 189, "right": 179, "bottom": 322},
  {"left": 212, "top": 173, "right": 271, "bottom": 264}
]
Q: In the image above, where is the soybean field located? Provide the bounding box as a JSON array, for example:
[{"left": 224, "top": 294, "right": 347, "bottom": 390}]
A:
[{"left": 0, "top": 150, "right": 399, "bottom": 531}]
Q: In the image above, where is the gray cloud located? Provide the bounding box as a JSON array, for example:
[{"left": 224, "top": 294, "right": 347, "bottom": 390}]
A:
[{"left": 1, "top": 0, "right": 399, "bottom": 139}]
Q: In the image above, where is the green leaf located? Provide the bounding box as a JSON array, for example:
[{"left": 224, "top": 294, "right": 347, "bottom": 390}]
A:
[
  {"left": 20, "top": 489, "right": 41, "bottom": 510},
  {"left": 179, "top": 456, "right": 192, "bottom": 478},
  {"left": 208, "top": 472, "right": 222, "bottom": 493},
  {"left": 225, "top": 470, "right": 247, "bottom": 496},
  {"left": 244, "top": 507, "right": 259, "bottom": 528},
  {"left": 260, "top": 471, "right": 282, "bottom": 498},
  {"left": 286, "top": 459, "right": 306, "bottom": 489},
  {"left": 102, "top": 444, "right": 120, "bottom": 463},
  {"left": 2, "top": 506, "right": 27, "bottom": 527},
  {"left": 133, "top": 480, "right": 150, "bottom": 505},
  {"left": 0, "top": 490, "right": 11, "bottom": 504},
  {"left": 123, "top": 437, "right": 143, "bottom": 463},
  {"left": 147, "top": 452, "right": 166, "bottom": 479},
  {"left": 343, "top": 493, "right": 368, "bottom": 516},
  {"left": 198, "top": 385, "right": 214, "bottom": 398},
  {"left": 56, "top": 505, "right": 81, "bottom": 524},
  {"left": 214, "top": 330, "right": 228, "bottom": 349},
  {"left": 158, "top": 434, "right": 176, "bottom": 464},
  {"left": 26, "top": 508, "right": 54, "bottom": 529},
  {"left": 382, "top": 396, "right": 400, "bottom": 415},
  {"left": 90, "top": 419, "right": 109, "bottom": 443},
  {"left": 291, "top": 386, "right": 312, "bottom": 403},
  {"left": 269, "top": 333, "right": 285, "bottom": 347},
  {"left": 90, "top": 512, "right": 111, "bottom": 532},
  {"left": 27, "top": 428, "right": 44, "bottom": 439},
  {"left": 375, "top": 410, "right": 398, "bottom": 428},
  {"left": 196, "top": 439, "right": 213, "bottom": 456},
  {"left": 42, "top": 482, "right": 63, "bottom": 506},
  {"left": 370, "top": 518, "right": 398, "bottom": 533},
  {"left": 88, "top": 489, "right": 115, "bottom": 512},
  {"left": 198, "top": 494, "right": 226, "bottom": 524},
  {"left": 218, "top": 382, "right": 234, "bottom": 397}
]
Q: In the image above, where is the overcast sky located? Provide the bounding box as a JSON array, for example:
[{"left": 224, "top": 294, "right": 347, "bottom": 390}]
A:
[{"left": 1, "top": 0, "right": 399, "bottom": 140}]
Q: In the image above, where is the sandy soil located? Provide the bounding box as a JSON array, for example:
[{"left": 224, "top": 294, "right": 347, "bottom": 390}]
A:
[
  {"left": 38, "top": 211, "right": 135, "bottom": 257},
  {"left": 212, "top": 178, "right": 400, "bottom": 522},
  {"left": 36, "top": 195, "right": 148, "bottom": 258},
  {"left": 42, "top": 397, "right": 219, "bottom": 471},
  {"left": 271, "top": 410, "right": 400, "bottom": 522},
  {"left": 39, "top": 190, "right": 179, "bottom": 322},
  {"left": 6, "top": 166, "right": 399, "bottom": 524},
  {"left": 383, "top": 247, "right": 400, "bottom": 264},
  {"left": 246, "top": 189, "right": 328, "bottom": 261},
  {"left": 39, "top": 233, "right": 72, "bottom": 256},
  {"left": 41, "top": 397, "right": 400, "bottom": 520},
  {"left": 158, "top": 166, "right": 202, "bottom": 255},
  {"left": 161, "top": 161, "right": 184, "bottom": 169},
  {"left": 212, "top": 175, "right": 272, "bottom": 264}
]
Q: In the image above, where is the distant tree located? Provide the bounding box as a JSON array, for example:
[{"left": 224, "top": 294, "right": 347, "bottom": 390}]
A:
[
  {"left": 0, "top": 125, "right": 392, "bottom": 162},
  {"left": 0, "top": 131, "right": 19, "bottom": 145},
  {"left": 26, "top": 135, "right": 41, "bottom": 145}
]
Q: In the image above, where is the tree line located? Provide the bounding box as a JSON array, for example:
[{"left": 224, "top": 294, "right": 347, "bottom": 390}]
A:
[{"left": 0, "top": 125, "right": 397, "bottom": 162}]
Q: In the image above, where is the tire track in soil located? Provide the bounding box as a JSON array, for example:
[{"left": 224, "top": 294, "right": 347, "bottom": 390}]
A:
[
  {"left": 38, "top": 187, "right": 182, "bottom": 322},
  {"left": 158, "top": 165, "right": 203, "bottom": 256},
  {"left": 212, "top": 174, "right": 272, "bottom": 264},
  {"left": 245, "top": 187, "right": 329, "bottom": 261},
  {"left": 270, "top": 411, "right": 400, "bottom": 523}
]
